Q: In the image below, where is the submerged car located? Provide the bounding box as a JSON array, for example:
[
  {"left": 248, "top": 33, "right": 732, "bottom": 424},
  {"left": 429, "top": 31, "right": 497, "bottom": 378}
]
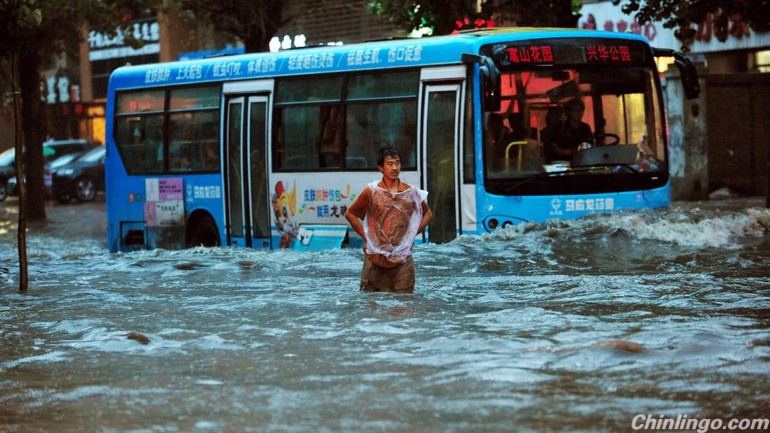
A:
[
  {"left": 0, "top": 139, "right": 93, "bottom": 202},
  {"left": 0, "top": 148, "right": 15, "bottom": 202},
  {"left": 51, "top": 145, "right": 106, "bottom": 203},
  {"left": 6, "top": 152, "right": 85, "bottom": 198}
]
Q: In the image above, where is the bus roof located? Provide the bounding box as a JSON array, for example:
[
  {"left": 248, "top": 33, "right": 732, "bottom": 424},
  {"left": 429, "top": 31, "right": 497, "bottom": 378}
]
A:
[{"left": 107, "top": 27, "right": 650, "bottom": 91}]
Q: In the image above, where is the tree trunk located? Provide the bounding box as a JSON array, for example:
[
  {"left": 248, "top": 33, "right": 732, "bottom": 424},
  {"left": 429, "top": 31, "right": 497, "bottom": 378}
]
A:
[
  {"left": 243, "top": 30, "right": 269, "bottom": 53},
  {"left": 242, "top": 0, "right": 283, "bottom": 53},
  {"left": 555, "top": 0, "right": 580, "bottom": 28},
  {"left": 19, "top": 48, "right": 47, "bottom": 222},
  {"left": 11, "top": 52, "right": 29, "bottom": 293}
]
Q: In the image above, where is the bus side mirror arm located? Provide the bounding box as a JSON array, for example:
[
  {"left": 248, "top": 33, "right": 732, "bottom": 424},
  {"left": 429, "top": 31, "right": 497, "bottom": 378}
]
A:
[
  {"left": 463, "top": 54, "right": 501, "bottom": 112},
  {"left": 654, "top": 48, "right": 701, "bottom": 100},
  {"left": 461, "top": 53, "right": 481, "bottom": 64}
]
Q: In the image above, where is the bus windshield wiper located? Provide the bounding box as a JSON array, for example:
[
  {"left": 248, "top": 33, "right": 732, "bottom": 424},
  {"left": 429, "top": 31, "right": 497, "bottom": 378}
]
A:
[
  {"left": 503, "top": 164, "right": 639, "bottom": 194},
  {"left": 573, "top": 163, "right": 641, "bottom": 174}
]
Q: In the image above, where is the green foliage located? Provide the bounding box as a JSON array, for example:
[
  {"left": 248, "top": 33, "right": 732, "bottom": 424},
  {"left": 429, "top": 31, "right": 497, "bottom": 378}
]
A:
[
  {"left": 612, "top": 0, "right": 770, "bottom": 48},
  {"left": 367, "top": 0, "right": 580, "bottom": 35},
  {"left": 496, "top": 0, "right": 580, "bottom": 28},
  {"left": 0, "top": 0, "right": 42, "bottom": 52},
  {"left": 369, "top": 0, "right": 767, "bottom": 49},
  {"left": 368, "top": 0, "right": 491, "bottom": 35}
]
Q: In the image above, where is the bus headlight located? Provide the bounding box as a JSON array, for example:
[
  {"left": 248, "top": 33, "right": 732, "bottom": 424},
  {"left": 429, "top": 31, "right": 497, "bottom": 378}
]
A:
[{"left": 485, "top": 215, "right": 527, "bottom": 232}]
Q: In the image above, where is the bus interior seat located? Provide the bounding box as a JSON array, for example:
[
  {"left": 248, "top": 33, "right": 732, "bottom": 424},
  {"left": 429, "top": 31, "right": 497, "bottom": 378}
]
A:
[
  {"left": 406, "top": 150, "right": 416, "bottom": 168},
  {"left": 321, "top": 152, "right": 341, "bottom": 168},
  {"left": 284, "top": 154, "right": 319, "bottom": 169},
  {"left": 346, "top": 142, "right": 368, "bottom": 156},
  {"left": 345, "top": 156, "right": 368, "bottom": 169}
]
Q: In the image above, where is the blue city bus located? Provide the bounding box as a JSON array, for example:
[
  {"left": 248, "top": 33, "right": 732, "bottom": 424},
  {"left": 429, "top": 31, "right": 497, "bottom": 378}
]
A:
[{"left": 104, "top": 27, "right": 699, "bottom": 252}]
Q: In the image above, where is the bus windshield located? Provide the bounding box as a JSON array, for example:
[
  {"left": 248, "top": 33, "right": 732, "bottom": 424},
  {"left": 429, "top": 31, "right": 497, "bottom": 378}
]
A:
[{"left": 481, "top": 39, "right": 666, "bottom": 196}]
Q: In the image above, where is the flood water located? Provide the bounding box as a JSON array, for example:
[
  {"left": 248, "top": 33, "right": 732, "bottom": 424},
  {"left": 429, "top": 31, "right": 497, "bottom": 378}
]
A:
[{"left": 1, "top": 197, "right": 769, "bottom": 433}]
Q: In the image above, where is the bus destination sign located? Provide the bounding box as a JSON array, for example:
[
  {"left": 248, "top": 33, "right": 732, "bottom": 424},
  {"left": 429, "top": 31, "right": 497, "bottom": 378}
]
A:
[
  {"left": 491, "top": 39, "right": 646, "bottom": 67},
  {"left": 506, "top": 46, "right": 554, "bottom": 64},
  {"left": 505, "top": 44, "right": 633, "bottom": 65},
  {"left": 584, "top": 44, "right": 633, "bottom": 63}
]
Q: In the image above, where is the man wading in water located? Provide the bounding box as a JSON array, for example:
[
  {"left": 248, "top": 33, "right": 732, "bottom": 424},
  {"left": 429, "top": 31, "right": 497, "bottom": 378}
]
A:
[{"left": 345, "top": 147, "right": 433, "bottom": 293}]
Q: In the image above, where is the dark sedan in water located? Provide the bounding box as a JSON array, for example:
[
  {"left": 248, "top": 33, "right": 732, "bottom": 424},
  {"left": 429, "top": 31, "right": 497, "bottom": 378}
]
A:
[
  {"left": 0, "top": 139, "right": 93, "bottom": 202},
  {"left": 51, "top": 145, "right": 106, "bottom": 203},
  {"left": 6, "top": 151, "right": 84, "bottom": 198}
]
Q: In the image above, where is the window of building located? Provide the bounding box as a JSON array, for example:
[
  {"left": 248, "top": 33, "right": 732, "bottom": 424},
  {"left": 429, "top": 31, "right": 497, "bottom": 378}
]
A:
[{"left": 756, "top": 50, "right": 770, "bottom": 73}]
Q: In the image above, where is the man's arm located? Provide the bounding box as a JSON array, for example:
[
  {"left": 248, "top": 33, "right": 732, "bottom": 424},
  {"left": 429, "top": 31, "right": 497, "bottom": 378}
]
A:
[
  {"left": 344, "top": 188, "right": 370, "bottom": 247},
  {"left": 345, "top": 210, "right": 366, "bottom": 242},
  {"left": 417, "top": 201, "right": 433, "bottom": 234}
]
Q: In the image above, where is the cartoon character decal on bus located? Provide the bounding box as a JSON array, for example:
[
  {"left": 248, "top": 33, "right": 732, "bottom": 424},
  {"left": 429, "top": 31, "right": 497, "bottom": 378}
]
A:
[{"left": 272, "top": 180, "right": 298, "bottom": 248}]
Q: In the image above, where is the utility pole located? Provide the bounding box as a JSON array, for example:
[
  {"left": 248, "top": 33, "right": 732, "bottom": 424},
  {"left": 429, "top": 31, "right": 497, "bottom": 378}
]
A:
[{"left": 11, "top": 52, "right": 29, "bottom": 293}]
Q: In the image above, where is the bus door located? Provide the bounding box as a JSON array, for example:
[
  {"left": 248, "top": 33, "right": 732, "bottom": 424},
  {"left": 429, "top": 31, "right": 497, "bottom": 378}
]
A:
[
  {"left": 420, "top": 67, "right": 466, "bottom": 243},
  {"left": 223, "top": 84, "right": 273, "bottom": 248}
]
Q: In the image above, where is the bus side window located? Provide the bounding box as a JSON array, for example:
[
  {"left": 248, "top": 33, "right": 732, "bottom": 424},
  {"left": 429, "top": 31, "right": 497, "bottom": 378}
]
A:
[
  {"left": 202, "top": 141, "right": 219, "bottom": 170},
  {"left": 169, "top": 111, "right": 219, "bottom": 172},
  {"left": 345, "top": 106, "right": 373, "bottom": 169},
  {"left": 319, "top": 105, "right": 343, "bottom": 168},
  {"left": 115, "top": 116, "right": 164, "bottom": 174},
  {"left": 344, "top": 142, "right": 369, "bottom": 168},
  {"left": 276, "top": 106, "right": 322, "bottom": 171},
  {"left": 168, "top": 116, "right": 193, "bottom": 171},
  {"left": 193, "top": 115, "right": 220, "bottom": 172}
]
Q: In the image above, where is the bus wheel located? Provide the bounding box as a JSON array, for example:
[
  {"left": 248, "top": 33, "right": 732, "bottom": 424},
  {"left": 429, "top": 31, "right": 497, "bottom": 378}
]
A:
[{"left": 185, "top": 213, "right": 220, "bottom": 248}]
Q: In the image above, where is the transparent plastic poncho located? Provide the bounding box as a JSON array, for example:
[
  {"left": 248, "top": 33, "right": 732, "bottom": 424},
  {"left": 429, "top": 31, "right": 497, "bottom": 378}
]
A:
[{"left": 364, "top": 181, "right": 428, "bottom": 264}]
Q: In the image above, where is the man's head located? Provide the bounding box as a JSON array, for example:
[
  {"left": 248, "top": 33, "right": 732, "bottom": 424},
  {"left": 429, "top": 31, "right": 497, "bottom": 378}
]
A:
[
  {"left": 565, "top": 97, "right": 585, "bottom": 113},
  {"left": 565, "top": 98, "right": 585, "bottom": 123},
  {"left": 376, "top": 146, "right": 401, "bottom": 167},
  {"left": 377, "top": 146, "right": 401, "bottom": 181}
]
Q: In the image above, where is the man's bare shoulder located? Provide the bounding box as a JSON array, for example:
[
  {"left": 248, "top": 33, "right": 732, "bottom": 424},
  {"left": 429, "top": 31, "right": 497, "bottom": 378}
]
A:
[{"left": 346, "top": 185, "right": 372, "bottom": 219}]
